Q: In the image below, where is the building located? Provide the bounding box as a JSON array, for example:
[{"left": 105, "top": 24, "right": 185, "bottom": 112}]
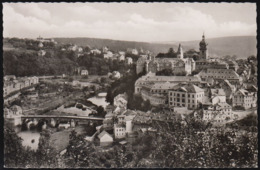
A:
[
  {"left": 219, "top": 80, "right": 236, "bottom": 101},
  {"left": 114, "top": 93, "right": 128, "bottom": 109},
  {"left": 98, "top": 130, "right": 113, "bottom": 146},
  {"left": 81, "top": 70, "right": 88, "bottom": 76},
  {"left": 103, "top": 51, "right": 113, "bottom": 59},
  {"left": 168, "top": 83, "right": 204, "bottom": 109},
  {"left": 195, "top": 59, "right": 229, "bottom": 71},
  {"left": 226, "top": 60, "right": 239, "bottom": 72},
  {"left": 127, "top": 48, "right": 139, "bottom": 55},
  {"left": 136, "top": 56, "right": 195, "bottom": 75},
  {"left": 38, "top": 50, "right": 46, "bottom": 56},
  {"left": 203, "top": 102, "right": 233, "bottom": 124},
  {"left": 209, "top": 88, "right": 226, "bottom": 105},
  {"left": 4, "top": 75, "right": 16, "bottom": 81},
  {"left": 118, "top": 55, "right": 125, "bottom": 61},
  {"left": 198, "top": 68, "right": 241, "bottom": 85},
  {"left": 232, "top": 89, "right": 257, "bottom": 109},
  {"left": 135, "top": 72, "right": 201, "bottom": 94},
  {"left": 177, "top": 44, "right": 184, "bottom": 59},
  {"left": 114, "top": 124, "right": 126, "bottom": 139},
  {"left": 102, "top": 46, "right": 109, "bottom": 53},
  {"left": 90, "top": 49, "right": 101, "bottom": 55},
  {"left": 125, "top": 57, "right": 133, "bottom": 65},
  {"left": 111, "top": 71, "right": 121, "bottom": 79},
  {"left": 199, "top": 33, "right": 208, "bottom": 60}
]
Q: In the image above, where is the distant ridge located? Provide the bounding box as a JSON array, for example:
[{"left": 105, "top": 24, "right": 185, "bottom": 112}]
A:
[{"left": 54, "top": 36, "right": 256, "bottom": 58}]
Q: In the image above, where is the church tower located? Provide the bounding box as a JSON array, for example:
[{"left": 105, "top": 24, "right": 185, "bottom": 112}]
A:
[
  {"left": 177, "top": 44, "right": 184, "bottom": 59},
  {"left": 199, "top": 33, "right": 208, "bottom": 59}
]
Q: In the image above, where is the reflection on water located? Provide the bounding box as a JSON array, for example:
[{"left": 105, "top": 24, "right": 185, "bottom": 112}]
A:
[
  {"left": 88, "top": 93, "right": 109, "bottom": 108},
  {"left": 17, "top": 131, "right": 41, "bottom": 151},
  {"left": 56, "top": 104, "right": 92, "bottom": 116}
]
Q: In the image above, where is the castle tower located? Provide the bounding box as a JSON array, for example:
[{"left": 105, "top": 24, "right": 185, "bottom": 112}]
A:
[
  {"left": 199, "top": 33, "right": 208, "bottom": 60},
  {"left": 177, "top": 44, "right": 184, "bottom": 59}
]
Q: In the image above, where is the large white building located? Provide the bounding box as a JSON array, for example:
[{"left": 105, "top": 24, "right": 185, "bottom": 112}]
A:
[
  {"left": 198, "top": 68, "right": 241, "bottom": 85},
  {"left": 168, "top": 83, "right": 204, "bottom": 109},
  {"left": 232, "top": 89, "right": 257, "bottom": 109}
]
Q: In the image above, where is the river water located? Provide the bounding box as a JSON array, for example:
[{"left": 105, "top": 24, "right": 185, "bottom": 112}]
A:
[{"left": 87, "top": 93, "right": 109, "bottom": 108}]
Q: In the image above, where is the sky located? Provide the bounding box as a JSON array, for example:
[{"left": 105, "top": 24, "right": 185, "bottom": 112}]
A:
[{"left": 3, "top": 2, "right": 257, "bottom": 42}]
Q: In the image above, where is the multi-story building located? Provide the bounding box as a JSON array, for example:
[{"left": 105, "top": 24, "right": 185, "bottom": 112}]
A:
[
  {"left": 232, "top": 89, "right": 257, "bottom": 109},
  {"left": 137, "top": 56, "right": 195, "bottom": 75},
  {"left": 226, "top": 60, "right": 239, "bottom": 72},
  {"left": 114, "top": 124, "right": 126, "bottom": 139},
  {"left": 203, "top": 102, "right": 233, "bottom": 124},
  {"left": 114, "top": 93, "right": 128, "bottom": 109},
  {"left": 168, "top": 83, "right": 204, "bottom": 109},
  {"left": 219, "top": 80, "right": 236, "bottom": 101},
  {"left": 135, "top": 72, "right": 201, "bottom": 94},
  {"left": 195, "top": 60, "right": 229, "bottom": 71},
  {"left": 198, "top": 68, "right": 241, "bottom": 85},
  {"left": 125, "top": 57, "right": 133, "bottom": 65}
]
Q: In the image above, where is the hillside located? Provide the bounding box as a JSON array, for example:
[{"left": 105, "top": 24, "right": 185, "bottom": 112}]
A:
[
  {"left": 166, "top": 36, "right": 257, "bottom": 59},
  {"left": 54, "top": 37, "right": 177, "bottom": 55},
  {"left": 54, "top": 36, "right": 256, "bottom": 58}
]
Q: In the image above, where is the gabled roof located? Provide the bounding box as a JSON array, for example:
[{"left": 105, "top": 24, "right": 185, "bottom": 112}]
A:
[
  {"left": 98, "top": 130, "right": 112, "bottom": 139},
  {"left": 210, "top": 88, "right": 226, "bottom": 96},
  {"left": 170, "top": 83, "right": 204, "bottom": 93}
]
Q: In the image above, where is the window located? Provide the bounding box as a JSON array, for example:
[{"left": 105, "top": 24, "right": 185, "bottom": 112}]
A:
[
  {"left": 177, "top": 98, "right": 180, "bottom": 102},
  {"left": 192, "top": 94, "right": 194, "bottom": 98},
  {"left": 182, "top": 94, "right": 185, "bottom": 97},
  {"left": 182, "top": 99, "right": 185, "bottom": 102},
  {"left": 177, "top": 94, "right": 180, "bottom": 97},
  {"left": 188, "top": 94, "right": 190, "bottom": 97}
]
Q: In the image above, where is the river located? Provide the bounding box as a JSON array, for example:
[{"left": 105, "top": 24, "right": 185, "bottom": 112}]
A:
[{"left": 87, "top": 92, "right": 109, "bottom": 108}]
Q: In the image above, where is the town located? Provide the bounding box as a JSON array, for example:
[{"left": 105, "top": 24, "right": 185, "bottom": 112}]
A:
[{"left": 4, "top": 33, "right": 258, "bottom": 168}]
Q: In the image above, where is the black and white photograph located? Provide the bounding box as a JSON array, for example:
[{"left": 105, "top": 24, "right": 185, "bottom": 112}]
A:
[{"left": 2, "top": 1, "right": 258, "bottom": 168}]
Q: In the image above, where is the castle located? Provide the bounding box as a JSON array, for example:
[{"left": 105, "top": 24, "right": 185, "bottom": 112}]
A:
[
  {"left": 136, "top": 34, "right": 210, "bottom": 75},
  {"left": 136, "top": 44, "right": 195, "bottom": 75}
]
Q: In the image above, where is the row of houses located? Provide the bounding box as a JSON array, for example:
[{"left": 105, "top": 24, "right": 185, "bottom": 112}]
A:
[{"left": 3, "top": 75, "right": 39, "bottom": 97}]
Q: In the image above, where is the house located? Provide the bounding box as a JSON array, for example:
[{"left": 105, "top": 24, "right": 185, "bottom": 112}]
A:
[
  {"left": 168, "top": 83, "right": 204, "bottom": 109},
  {"left": 220, "top": 80, "right": 236, "bottom": 101},
  {"left": 68, "top": 45, "right": 78, "bottom": 51},
  {"left": 58, "top": 123, "right": 70, "bottom": 129},
  {"left": 81, "top": 70, "right": 88, "bottom": 76},
  {"left": 203, "top": 102, "right": 233, "bottom": 124},
  {"left": 98, "top": 130, "right": 113, "bottom": 146},
  {"left": 101, "top": 46, "right": 109, "bottom": 53},
  {"left": 38, "top": 42, "right": 44, "bottom": 48},
  {"left": 90, "top": 49, "right": 101, "bottom": 55},
  {"left": 118, "top": 55, "right": 125, "bottom": 61},
  {"left": 226, "top": 60, "right": 239, "bottom": 72},
  {"left": 38, "top": 50, "right": 46, "bottom": 56},
  {"left": 127, "top": 48, "right": 139, "bottom": 55},
  {"left": 114, "top": 124, "right": 126, "bottom": 139},
  {"left": 111, "top": 71, "right": 121, "bottom": 79},
  {"left": 232, "top": 89, "right": 257, "bottom": 109},
  {"left": 125, "top": 57, "right": 133, "bottom": 65},
  {"left": 103, "top": 51, "right": 113, "bottom": 59},
  {"left": 4, "top": 75, "right": 16, "bottom": 81},
  {"left": 10, "top": 105, "right": 23, "bottom": 115},
  {"left": 114, "top": 93, "right": 128, "bottom": 109}
]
